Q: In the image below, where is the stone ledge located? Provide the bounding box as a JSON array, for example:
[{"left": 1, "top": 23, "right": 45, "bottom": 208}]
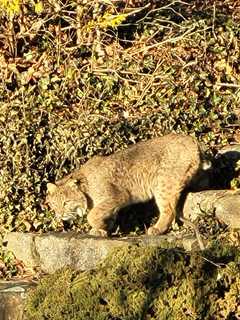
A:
[
  {"left": 4, "top": 232, "right": 199, "bottom": 274},
  {"left": 184, "top": 190, "right": 240, "bottom": 227}
]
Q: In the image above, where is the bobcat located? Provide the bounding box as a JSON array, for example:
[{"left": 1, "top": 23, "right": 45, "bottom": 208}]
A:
[{"left": 46, "top": 134, "right": 204, "bottom": 236}]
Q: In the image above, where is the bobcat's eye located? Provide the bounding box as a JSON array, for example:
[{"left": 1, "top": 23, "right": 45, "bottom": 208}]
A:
[{"left": 63, "top": 200, "right": 73, "bottom": 208}]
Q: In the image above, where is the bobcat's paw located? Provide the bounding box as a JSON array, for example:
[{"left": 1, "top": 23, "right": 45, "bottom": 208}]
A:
[
  {"left": 147, "top": 226, "right": 163, "bottom": 236},
  {"left": 89, "top": 228, "right": 108, "bottom": 237}
]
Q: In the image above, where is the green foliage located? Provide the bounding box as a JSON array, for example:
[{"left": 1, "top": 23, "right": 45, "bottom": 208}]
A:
[
  {"left": 25, "top": 244, "right": 240, "bottom": 320},
  {"left": 0, "top": 241, "right": 24, "bottom": 278},
  {"left": 0, "top": 0, "right": 240, "bottom": 234},
  {"left": 0, "top": 0, "right": 20, "bottom": 16},
  {"left": 98, "top": 13, "right": 127, "bottom": 29},
  {"left": 0, "top": 0, "right": 44, "bottom": 16}
]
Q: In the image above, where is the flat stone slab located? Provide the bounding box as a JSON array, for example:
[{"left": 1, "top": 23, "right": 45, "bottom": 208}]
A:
[
  {"left": 184, "top": 190, "right": 240, "bottom": 227},
  {"left": 4, "top": 232, "right": 199, "bottom": 274}
]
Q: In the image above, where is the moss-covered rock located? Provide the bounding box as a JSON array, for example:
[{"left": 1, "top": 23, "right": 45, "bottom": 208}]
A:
[{"left": 25, "top": 243, "right": 240, "bottom": 320}]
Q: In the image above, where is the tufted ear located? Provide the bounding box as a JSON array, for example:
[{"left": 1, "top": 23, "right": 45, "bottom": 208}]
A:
[{"left": 47, "top": 183, "right": 58, "bottom": 194}]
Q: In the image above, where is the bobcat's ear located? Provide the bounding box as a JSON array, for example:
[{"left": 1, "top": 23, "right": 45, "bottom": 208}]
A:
[{"left": 47, "top": 183, "right": 58, "bottom": 194}]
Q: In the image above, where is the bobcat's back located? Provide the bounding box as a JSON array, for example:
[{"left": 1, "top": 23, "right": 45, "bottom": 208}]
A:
[{"left": 79, "top": 134, "right": 201, "bottom": 203}]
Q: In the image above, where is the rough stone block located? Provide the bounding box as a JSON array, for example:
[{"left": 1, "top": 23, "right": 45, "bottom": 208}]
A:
[
  {"left": 4, "top": 232, "right": 199, "bottom": 274},
  {"left": 4, "top": 233, "right": 39, "bottom": 269},
  {"left": 184, "top": 190, "right": 240, "bottom": 228}
]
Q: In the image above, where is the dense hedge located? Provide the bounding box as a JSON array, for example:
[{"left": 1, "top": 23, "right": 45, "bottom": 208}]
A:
[
  {"left": 0, "top": 0, "right": 240, "bottom": 232},
  {"left": 25, "top": 243, "right": 240, "bottom": 320}
]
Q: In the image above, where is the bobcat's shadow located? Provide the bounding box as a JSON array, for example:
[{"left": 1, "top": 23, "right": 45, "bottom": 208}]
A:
[
  {"left": 116, "top": 200, "right": 158, "bottom": 235},
  {"left": 211, "top": 150, "right": 240, "bottom": 189}
]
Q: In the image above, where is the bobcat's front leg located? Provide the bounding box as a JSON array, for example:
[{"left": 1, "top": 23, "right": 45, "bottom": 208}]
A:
[{"left": 87, "top": 198, "right": 124, "bottom": 237}]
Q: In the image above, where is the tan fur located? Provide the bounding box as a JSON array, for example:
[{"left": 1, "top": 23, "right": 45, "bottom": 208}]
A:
[{"left": 46, "top": 134, "right": 202, "bottom": 236}]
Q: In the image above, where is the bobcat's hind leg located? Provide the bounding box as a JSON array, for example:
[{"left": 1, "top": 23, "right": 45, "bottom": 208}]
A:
[
  {"left": 147, "top": 188, "right": 181, "bottom": 236},
  {"left": 148, "top": 161, "right": 199, "bottom": 236}
]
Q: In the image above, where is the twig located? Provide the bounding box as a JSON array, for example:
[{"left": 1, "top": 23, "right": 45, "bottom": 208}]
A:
[
  {"left": 180, "top": 217, "right": 205, "bottom": 251},
  {"left": 212, "top": 2, "right": 217, "bottom": 40},
  {"left": 129, "top": 26, "right": 211, "bottom": 55},
  {"left": 215, "top": 82, "right": 240, "bottom": 88}
]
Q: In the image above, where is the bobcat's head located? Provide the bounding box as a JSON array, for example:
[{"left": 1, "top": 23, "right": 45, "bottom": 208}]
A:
[{"left": 46, "top": 179, "right": 88, "bottom": 221}]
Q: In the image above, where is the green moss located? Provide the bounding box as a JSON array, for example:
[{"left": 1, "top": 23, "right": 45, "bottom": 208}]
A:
[
  {"left": 25, "top": 269, "right": 74, "bottom": 319},
  {"left": 25, "top": 244, "right": 240, "bottom": 320}
]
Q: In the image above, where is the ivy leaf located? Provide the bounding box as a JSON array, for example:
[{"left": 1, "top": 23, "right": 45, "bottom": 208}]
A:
[{"left": 34, "top": 1, "right": 43, "bottom": 14}]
